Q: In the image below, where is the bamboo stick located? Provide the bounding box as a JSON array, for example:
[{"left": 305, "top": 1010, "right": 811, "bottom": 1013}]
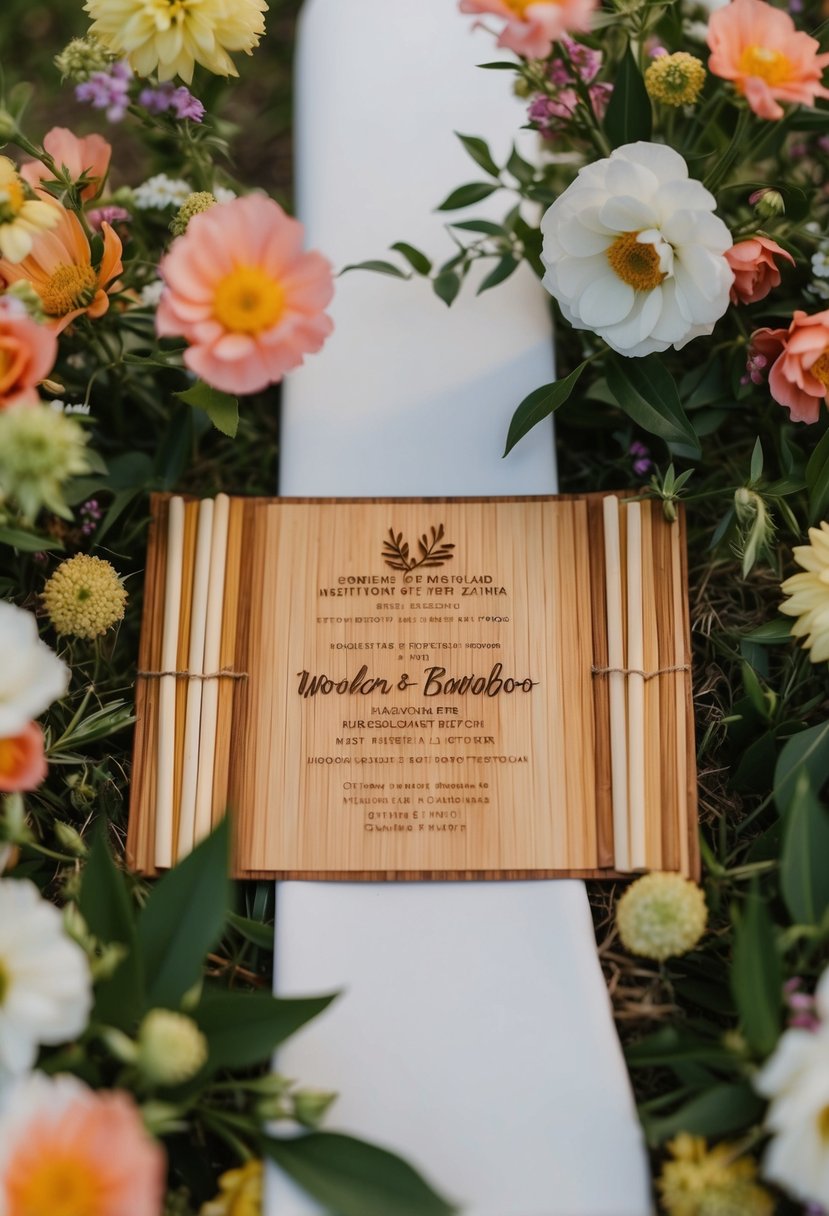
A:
[
  {"left": 603, "top": 495, "right": 630, "bottom": 872},
  {"left": 626, "top": 500, "right": 646, "bottom": 871},
  {"left": 194, "top": 494, "right": 230, "bottom": 843},
  {"left": 640, "top": 503, "right": 662, "bottom": 870},
  {"left": 153, "top": 496, "right": 185, "bottom": 869}
]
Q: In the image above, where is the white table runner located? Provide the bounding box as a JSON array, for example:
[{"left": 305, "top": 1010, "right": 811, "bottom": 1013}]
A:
[{"left": 269, "top": 3, "right": 652, "bottom": 1212}]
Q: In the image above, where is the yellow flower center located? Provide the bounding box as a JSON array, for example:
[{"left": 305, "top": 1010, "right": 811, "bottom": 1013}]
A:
[
  {"left": 811, "top": 349, "right": 829, "bottom": 389},
  {"left": 0, "top": 735, "right": 24, "bottom": 782},
  {"left": 0, "top": 177, "right": 25, "bottom": 224},
  {"left": 9, "top": 1155, "right": 102, "bottom": 1216},
  {"left": 503, "top": 0, "right": 536, "bottom": 11},
  {"left": 39, "top": 264, "right": 98, "bottom": 317},
  {"left": 213, "top": 265, "right": 285, "bottom": 335},
  {"left": 739, "top": 45, "right": 793, "bottom": 85},
  {"left": 818, "top": 1104, "right": 829, "bottom": 1143},
  {"left": 606, "top": 230, "right": 667, "bottom": 291}
]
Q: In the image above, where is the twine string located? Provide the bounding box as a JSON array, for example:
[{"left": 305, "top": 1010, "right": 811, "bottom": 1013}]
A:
[
  {"left": 137, "top": 668, "right": 248, "bottom": 681},
  {"left": 591, "top": 663, "right": 689, "bottom": 682}
]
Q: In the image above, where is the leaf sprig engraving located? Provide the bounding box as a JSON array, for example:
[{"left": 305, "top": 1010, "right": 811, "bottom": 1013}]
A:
[{"left": 382, "top": 524, "right": 455, "bottom": 572}]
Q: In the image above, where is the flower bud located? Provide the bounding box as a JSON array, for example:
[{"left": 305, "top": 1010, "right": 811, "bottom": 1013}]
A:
[
  {"left": 0, "top": 109, "right": 17, "bottom": 145},
  {"left": 54, "top": 820, "right": 88, "bottom": 857},
  {"left": 54, "top": 36, "right": 116, "bottom": 83},
  {"left": 101, "top": 1025, "right": 139, "bottom": 1065},
  {"left": 749, "top": 187, "right": 785, "bottom": 218},
  {"left": 137, "top": 1009, "right": 208, "bottom": 1087},
  {"left": 140, "top": 1099, "right": 189, "bottom": 1136},
  {"left": 293, "top": 1088, "right": 338, "bottom": 1128}
]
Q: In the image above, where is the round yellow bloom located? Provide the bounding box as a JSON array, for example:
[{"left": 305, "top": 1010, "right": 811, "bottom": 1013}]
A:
[
  {"left": 645, "top": 53, "right": 707, "bottom": 107},
  {"left": 136, "top": 1008, "right": 208, "bottom": 1086},
  {"left": 780, "top": 521, "right": 829, "bottom": 664},
  {"left": 170, "top": 191, "right": 217, "bottom": 237},
  {"left": 43, "top": 554, "right": 127, "bottom": 640},
  {"left": 84, "top": 0, "right": 268, "bottom": 84},
  {"left": 201, "top": 1160, "right": 263, "bottom": 1216},
  {"left": 658, "top": 1134, "right": 774, "bottom": 1216},
  {"left": 0, "top": 158, "right": 59, "bottom": 264},
  {"left": 616, "top": 872, "right": 707, "bottom": 961}
]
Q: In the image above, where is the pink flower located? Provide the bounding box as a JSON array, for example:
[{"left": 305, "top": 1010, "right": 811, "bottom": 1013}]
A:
[
  {"left": 751, "top": 309, "right": 829, "bottom": 422},
  {"left": 157, "top": 194, "right": 334, "bottom": 396},
  {"left": 21, "top": 128, "right": 112, "bottom": 203},
  {"left": 726, "top": 236, "right": 794, "bottom": 304},
  {"left": 0, "top": 298, "right": 58, "bottom": 410},
  {"left": 0, "top": 1072, "right": 165, "bottom": 1216},
  {"left": 707, "top": 0, "right": 829, "bottom": 121},
  {"left": 0, "top": 722, "right": 47, "bottom": 792},
  {"left": 459, "top": 0, "right": 595, "bottom": 59}
]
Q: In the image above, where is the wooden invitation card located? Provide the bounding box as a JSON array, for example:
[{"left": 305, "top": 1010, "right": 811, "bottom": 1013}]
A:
[{"left": 128, "top": 493, "right": 698, "bottom": 880}]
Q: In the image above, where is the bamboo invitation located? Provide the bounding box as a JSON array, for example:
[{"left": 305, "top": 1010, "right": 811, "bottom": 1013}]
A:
[{"left": 128, "top": 493, "right": 698, "bottom": 879}]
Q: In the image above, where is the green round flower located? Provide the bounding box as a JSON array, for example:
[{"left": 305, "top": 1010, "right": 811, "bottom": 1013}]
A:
[
  {"left": 0, "top": 403, "right": 90, "bottom": 521},
  {"left": 645, "top": 53, "right": 706, "bottom": 107},
  {"left": 54, "top": 36, "right": 116, "bottom": 83},
  {"left": 137, "top": 1009, "right": 208, "bottom": 1087},
  {"left": 616, "top": 871, "right": 707, "bottom": 961},
  {"left": 43, "top": 554, "right": 127, "bottom": 640}
]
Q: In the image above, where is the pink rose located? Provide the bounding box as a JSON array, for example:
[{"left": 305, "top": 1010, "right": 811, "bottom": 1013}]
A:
[
  {"left": 726, "top": 236, "right": 794, "bottom": 305},
  {"left": 752, "top": 310, "right": 829, "bottom": 423}
]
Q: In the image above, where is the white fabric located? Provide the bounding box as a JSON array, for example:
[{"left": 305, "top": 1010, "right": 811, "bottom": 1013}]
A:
[{"left": 269, "top": 3, "right": 652, "bottom": 1213}]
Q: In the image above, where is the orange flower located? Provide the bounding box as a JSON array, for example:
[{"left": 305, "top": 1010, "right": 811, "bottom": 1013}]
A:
[
  {"left": 0, "top": 298, "right": 58, "bottom": 409},
  {"left": 751, "top": 309, "right": 829, "bottom": 423},
  {"left": 725, "top": 236, "right": 794, "bottom": 304},
  {"left": 0, "top": 1073, "right": 165, "bottom": 1216},
  {"left": 21, "top": 128, "right": 112, "bottom": 204},
  {"left": 707, "top": 0, "right": 829, "bottom": 120},
  {"left": 0, "top": 199, "right": 122, "bottom": 333},
  {"left": 0, "top": 723, "right": 47, "bottom": 792},
  {"left": 459, "top": 0, "right": 595, "bottom": 57}
]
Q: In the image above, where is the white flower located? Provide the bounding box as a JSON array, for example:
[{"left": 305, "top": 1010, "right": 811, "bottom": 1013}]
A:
[
  {"left": 809, "top": 280, "right": 829, "bottom": 301},
  {"left": 0, "top": 879, "right": 92, "bottom": 1076},
  {"left": 132, "top": 174, "right": 192, "bottom": 210},
  {"left": 213, "top": 186, "right": 237, "bottom": 204},
  {"left": 812, "top": 250, "right": 829, "bottom": 278},
  {"left": 139, "top": 278, "right": 165, "bottom": 306},
  {"left": 780, "top": 521, "right": 829, "bottom": 663},
  {"left": 541, "top": 141, "right": 733, "bottom": 358},
  {"left": 755, "top": 968, "right": 829, "bottom": 1208},
  {"left": 0, "top": 601, "right": 69, "bottom": 737}
]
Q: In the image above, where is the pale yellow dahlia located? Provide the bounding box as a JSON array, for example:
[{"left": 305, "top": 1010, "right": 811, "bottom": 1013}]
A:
[
  {"left": 616, "top": 872, "right": 707, "bottom": 961},
  {"left": 658, "top": 1135, "right": 774, "bottom": 1216},
  {"left": 84, "top": 0, "right": 268, "bottom": 84},
  {"left": 137, "top": 1009, "right": 208, "bottom": 1086},
  {"left": 200, "top": 1160, "right": 263, "bottom": 1216},
  {"left": 42, "top": 554, "right": 127, "bottom": 639},
  {"left": 780, "top": 521, "right": 829, "bottom": 663},
  {"left": 0, "top": 158, "right": 59, "bottom": 264}
]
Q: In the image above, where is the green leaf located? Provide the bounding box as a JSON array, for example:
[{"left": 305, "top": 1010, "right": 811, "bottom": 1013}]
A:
[
  {"left": 390, "top": 243, "right": 432, "bottom": 275},
  {"left": 773, "top": 721, "right": 829, "bottom": 814},
  {"left": 78, "top": 825, "right": 143, "bottom": 1028},
  {"left": 743, "top": 618, "right": 793, "bottom": 645},
  {"left": 195, "top": 991, "right": 337, "bottom": 1071},
  {"left": 450, "top": 219, "right": 506, "bottom": 236},
  {"left": 641, "top": 1082, "right": 764, "bottom": 1146},
  {"left": 626, "top": 1027, "right": 738, "bottom": 1071},
  {"left": 506, "top": 144, "right": 535, "bottom": 186},
  {"left": 264, "top": 1133, "right": 457, "bottom": 1216},
  {"left": 605, "top": 355, "right": 701, "bottom": 457},
  {"left": 781, "top": 772, "right": 829, "bottom": 926},
  {"left": 433, "top": 271, "right": 461, "bottom": 307},
  {"left": 0, "top": 527, "right": 63, "bottom": 552},
  {"left": 227, "top": 909, "right": 274, "bottom": 950},
  {"left": 455, "top": 133, "right": 500, "bottom": 178},
  {"left": 477, "top": 254, "right": 519, "bottom": 294},
  {"left": 750, "top": 437, "right": 764, "bottom": 483},
  {"left": 603, "top": 48, "right": 652, "bottom": 148},
  {"left": 475, "top": 60, "right": 519, "bottom": 69},
  {"left": 436, "top": 182, "right": 500, "bottom": 211},
  {"left": 137, "top": 819, "right": 231, "bottom": 1010},
  {"left": 806, "top": 425, "right": 829, "bottom": 522},
  {"left": 731, "top": 886, "right": 781, "bottom": 1055},
  {"left": 175, "top": 382, "right": 239, "bottom": 438},
  {"left": 340, "top": 260, "right": 411, "bottom": 279},
  {"left": 504, "top": 361, "right": 587, "bottom": 456}
]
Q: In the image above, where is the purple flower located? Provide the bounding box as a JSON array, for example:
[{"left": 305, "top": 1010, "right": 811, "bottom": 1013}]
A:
[
  {"left": 138, "top": 82, "right": 204, "bottom": 122},
  {"left": 88, "top": 205, "right": 132, "bottom": 231},
  {"left": 629, "top": 440, "right": 653, "bottom": 476},
  {"left": 76, "top": 60, "right": 132, "bottom": 123},
  {"left": 742, "top": 349, "right": 769, "bottom": 386}
]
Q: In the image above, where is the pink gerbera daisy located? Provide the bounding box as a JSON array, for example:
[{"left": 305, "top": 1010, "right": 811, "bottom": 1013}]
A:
[{"left": 156, "top": 194, "right": 334, "bottom": 395}]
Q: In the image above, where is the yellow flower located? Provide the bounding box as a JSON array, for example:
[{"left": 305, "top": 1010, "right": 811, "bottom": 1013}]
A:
[
  {"left": 658, "top": 1134, "right": 774, "bottom": 1216},
  {"left": 170, "top": 190, "right": 217, "bottom": 237},
  {"left": 201, "top": 1160, "right": 263, "bottom": 1216},
  {"left": 84, "top": 0, "right": 268, "bottom": 84},
  {"left": 0, "top": 158, "right": 59, "bottom": 264},
  {"left": 616, "top": 872, "right": 707, "bottom": 961},
  {"left": 43, "top": 554, "right": 127, "bottom": 639},
  {"left": 780, "top": 521, "right": 829, "bottom": 663},
  {"left": 137, "top": 1009, "right": 208, "bottom": 1086},
  {"left": 645, "top": 52, "right": 707, "bottom": 107}
]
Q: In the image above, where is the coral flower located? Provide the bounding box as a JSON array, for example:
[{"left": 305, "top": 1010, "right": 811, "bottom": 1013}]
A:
[
  {"left": 0, "top": 298, "right": 58, "bottom": 410},
  {"left": 707, "top": 0, "right": 829, "bottom": 120},
  {"left": 0, "top": 722, "right": 47, "bottom": 792},
  {"left": 21, "top": 128, "right": 112, "bottom": 204},
  {"left": 0, "top": 200, "right": 123, "bottom": 333},
  {"left": 0, "top": 1072, "right": 165, "bottom": 1216},
  {"left": 156, "top": 194, "right": 334, "bottom": 395},
  {"left": 726, "top": 235, "right": 794, "bottom": 304},
  {"left": 459, "top": 0, "right": 595, "bottom": 59},
  {"left": 751, "top": 309, "right": 829, "bottom": 422}
]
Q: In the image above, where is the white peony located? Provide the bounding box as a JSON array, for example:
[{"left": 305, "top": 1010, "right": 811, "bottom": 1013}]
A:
[
  {"left": 755, "top": 967, "right": 829, "bottom": 1207},
  {"left": 0, "top": 600, "right": 70, "bottom": 736},
  {"left": 0, "top": 879, "right": 92, "bottom": 1076},
  {"left": 541, "top": 141, "right": 734, "bottom": 358}
]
